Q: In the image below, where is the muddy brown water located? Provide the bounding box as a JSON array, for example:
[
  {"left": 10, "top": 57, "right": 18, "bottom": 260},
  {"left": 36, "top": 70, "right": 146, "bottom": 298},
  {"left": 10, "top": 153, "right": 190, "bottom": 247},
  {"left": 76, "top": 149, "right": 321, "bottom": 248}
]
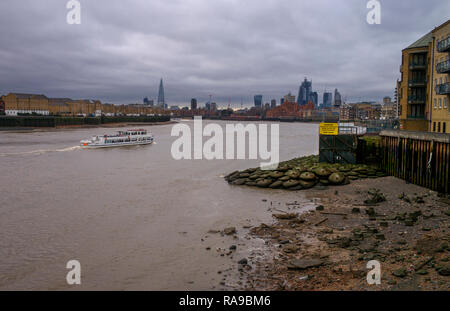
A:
[{"left": 0, "top": 120, "right": 319, "bottom": 290}]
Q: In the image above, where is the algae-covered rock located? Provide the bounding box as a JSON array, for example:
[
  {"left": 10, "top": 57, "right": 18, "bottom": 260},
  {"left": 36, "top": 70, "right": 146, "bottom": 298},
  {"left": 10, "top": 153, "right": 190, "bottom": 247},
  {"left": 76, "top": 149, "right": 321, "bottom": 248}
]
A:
[
  {"left": 232, "top": 178, "right": 247, "bottom": 185},
  {"left": 285, "top": 170, "right": 300, "bottom": 179},
  {"left": 269, "top": 180, "right": 283, "bottom": 188},
  {"left": 257, "top": 179, "right": 273, "bottom": 188},
  {"left": 249, "top": 174, "right": 260, "bottom": 180},
  {"left": 283, "top": 180, "right": 300, "bottom": 188},
  {"left": 328, "top": 172, "right": 345, "bottom": 184},
  {"left": 224, "top": 154, "right": 385, "bottom": 191},
  {"left": 269, "top": 171, "right": 284, "bottom": 179},
  {"left": 300, "top": 171, "right": 316, "bottom": 181},
  {"left": 279, "top": 175, "right": 290, "bottom": 181},
  {"left": 299, "top": 179, "right": 316, "bottom": 189},
  {"left": 277, "top": 165, "right": 289, "bottom": 172},
  {"left": 314, "top": 167, "right": 331, "bottom": 178}
]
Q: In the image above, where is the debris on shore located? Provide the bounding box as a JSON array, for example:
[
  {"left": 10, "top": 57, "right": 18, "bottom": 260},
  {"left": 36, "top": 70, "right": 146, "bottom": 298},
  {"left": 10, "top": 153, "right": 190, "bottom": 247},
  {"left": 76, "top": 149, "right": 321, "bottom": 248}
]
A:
[
  {"left": 224, "top": 155, "right": 386, "bottom": 191},
  {"left": 237, "top": 177, "right": 450, "bottom": 291}
]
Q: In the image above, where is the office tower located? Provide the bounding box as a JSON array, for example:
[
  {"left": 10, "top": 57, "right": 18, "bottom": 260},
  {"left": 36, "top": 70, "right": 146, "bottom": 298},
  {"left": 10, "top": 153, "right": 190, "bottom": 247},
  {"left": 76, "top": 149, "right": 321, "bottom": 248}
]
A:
[
  {"left": 157, "top": 78, "right": 166, "bottom": 108},
  {"left": 334, "top": 89, "right": 342, "bottom": 107},
  {"left": 310, "top": 92, "right": 318, "bottom": 108},
  {"left": 323, "top": 92, "right": 333, "bottom": 108},
  {"left": 254, "top": 95, "right": 263, "bottom": 107},
  {"left": 297, "top": 77, "right": 312, "bottom": 106},
  {"left": 191, "top": 98, "right": 197, "bottom": 110},
  {"left": 271, "top": 99, "right": 277, "bottom": 108}
]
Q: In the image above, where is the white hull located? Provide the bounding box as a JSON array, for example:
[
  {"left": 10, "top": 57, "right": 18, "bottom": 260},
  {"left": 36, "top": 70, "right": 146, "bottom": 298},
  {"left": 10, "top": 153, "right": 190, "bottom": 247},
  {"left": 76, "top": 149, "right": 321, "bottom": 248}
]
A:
[{"left": 81, "top": 140, "right": 154, "bottom": 149}]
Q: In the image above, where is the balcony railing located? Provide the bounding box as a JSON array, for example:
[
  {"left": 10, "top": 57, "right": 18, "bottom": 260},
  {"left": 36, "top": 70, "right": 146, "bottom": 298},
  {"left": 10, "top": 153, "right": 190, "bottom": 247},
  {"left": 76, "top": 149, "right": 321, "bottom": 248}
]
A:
[
  {"left": 408, "top": 95, "right": 426, "bottom": 103},
  {"left": 436, "top": 60, "right": 450, "bottom": 73},
  {"left": 437, "top": 37, "right": 450, "bottom": 53},
  {"left": 435, "top": 82, "right": 450, "bottom": 95},
  {"left": 408, "top": 79, "right": 427, "bottom": 87},
  {"left": 409, "top": 61, "right": 427, "bottom": 70},
  {"left": 407, "top": 115, "right": 425, "bottom": 120}
]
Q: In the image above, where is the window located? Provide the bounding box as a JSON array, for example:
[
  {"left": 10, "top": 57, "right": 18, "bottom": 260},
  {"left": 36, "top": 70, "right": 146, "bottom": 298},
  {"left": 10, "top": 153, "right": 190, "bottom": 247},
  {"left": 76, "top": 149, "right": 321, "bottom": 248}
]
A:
[
  {"left": 439, "top": 99, "right": 442, "bottom": 108},
  {"left": 433, "top": 122, "right": 436, "bottom": 132},
  {"left": 438, "top": 122, "right": 441, "bottom": 133},
  {"left": 434, "top": 99, "right": 437, "bottom": 109},
  {"left": 444, "top": 122, "right": 447, "bottom": 134},
  {"left": 445, "top": 98, "right": 448, "bottom": 109}
]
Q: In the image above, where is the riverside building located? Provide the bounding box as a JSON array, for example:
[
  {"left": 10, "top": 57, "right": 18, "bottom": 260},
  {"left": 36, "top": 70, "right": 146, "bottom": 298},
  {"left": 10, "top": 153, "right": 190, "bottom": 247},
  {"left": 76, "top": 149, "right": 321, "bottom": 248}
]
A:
[{"left": 399, "top": 19, "right": 449, "bottom": 132}]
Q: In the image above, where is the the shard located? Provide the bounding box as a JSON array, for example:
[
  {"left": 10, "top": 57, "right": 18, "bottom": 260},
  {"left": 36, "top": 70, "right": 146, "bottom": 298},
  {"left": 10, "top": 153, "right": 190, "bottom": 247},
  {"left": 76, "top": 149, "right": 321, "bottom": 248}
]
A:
[{"left": 157, "top": 78, "right": 166, "bottom": 108}]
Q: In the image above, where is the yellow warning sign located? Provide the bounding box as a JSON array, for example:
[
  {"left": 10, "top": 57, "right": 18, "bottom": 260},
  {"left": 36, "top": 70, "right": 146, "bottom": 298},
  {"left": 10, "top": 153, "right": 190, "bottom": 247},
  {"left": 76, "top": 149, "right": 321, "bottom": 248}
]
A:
[{"left": 319, "top": 123, "right": 339, "bottom": 135}]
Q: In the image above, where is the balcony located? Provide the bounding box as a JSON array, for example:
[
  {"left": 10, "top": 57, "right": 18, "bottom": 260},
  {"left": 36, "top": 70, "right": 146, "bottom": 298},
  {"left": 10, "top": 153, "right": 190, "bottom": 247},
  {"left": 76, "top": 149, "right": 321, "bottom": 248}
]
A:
[
  {"left": 408, "top": 78, "right": 427, "bottom": 87},
  {"left": 436, "top": 60, "right": 450, "bottom": 73},
  {"left": 407, "top": 115, "right": 425, "bottom": 120},
  {"left": 408, "top": 95, "right": 426, "bottom": 104},
  {"left": 437, "top": 37, "right": 450, "bottom": 53},
  {"left": 435, "top": 82, "right": 450, "bottom": 95},
  {"left": 409, "top": 61, "right": 427, "bottom": 70}
]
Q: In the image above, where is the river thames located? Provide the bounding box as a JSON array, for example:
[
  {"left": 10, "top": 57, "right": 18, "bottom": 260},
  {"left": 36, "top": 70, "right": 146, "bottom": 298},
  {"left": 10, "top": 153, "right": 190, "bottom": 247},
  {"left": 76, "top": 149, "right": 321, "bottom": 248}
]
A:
[{"left": 0, "top": 120, "right": 318, "bottom": 290}]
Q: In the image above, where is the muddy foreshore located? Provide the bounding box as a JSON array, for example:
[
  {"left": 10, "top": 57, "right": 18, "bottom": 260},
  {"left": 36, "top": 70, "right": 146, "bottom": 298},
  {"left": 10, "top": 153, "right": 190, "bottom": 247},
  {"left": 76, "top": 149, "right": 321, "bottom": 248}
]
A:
[{"left": 220, "top": 156, "right": 449, "bottom": 291}]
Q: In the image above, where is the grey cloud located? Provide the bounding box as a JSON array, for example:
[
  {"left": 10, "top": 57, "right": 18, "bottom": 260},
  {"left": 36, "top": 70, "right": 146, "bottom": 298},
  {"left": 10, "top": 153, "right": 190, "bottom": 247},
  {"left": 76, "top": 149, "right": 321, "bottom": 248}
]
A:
[{"left": 0, "top": 0, "right": 449, "bottom": 107}]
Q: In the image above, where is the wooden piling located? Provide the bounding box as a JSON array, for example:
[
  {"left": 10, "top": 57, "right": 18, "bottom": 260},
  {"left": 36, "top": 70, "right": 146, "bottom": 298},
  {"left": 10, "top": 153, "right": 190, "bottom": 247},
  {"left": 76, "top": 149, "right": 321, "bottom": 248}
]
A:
[{"left": 380, "top": 130, "right": 450, "bottom": 194}]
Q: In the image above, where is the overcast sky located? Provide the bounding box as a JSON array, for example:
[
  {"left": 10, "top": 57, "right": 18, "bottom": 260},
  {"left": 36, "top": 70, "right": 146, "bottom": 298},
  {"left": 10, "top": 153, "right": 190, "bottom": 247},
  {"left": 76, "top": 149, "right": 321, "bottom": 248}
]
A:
[{"left": 0, "top": 0, "right": 448, "bottom": 107}]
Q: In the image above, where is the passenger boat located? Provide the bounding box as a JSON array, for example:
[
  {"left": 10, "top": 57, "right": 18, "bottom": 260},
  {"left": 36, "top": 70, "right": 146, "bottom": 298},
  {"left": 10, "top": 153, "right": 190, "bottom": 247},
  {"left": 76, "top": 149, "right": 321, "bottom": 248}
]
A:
[{"left": 80, "top": 129, "right": 154, "bottom": 148}]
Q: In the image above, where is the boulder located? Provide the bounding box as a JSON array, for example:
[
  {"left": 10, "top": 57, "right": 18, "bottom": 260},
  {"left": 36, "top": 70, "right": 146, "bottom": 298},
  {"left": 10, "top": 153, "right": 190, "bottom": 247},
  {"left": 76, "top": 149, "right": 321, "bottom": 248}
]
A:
[
  {"left": 269, "top": 171, "right": 284, "bottom": 179},
  {"left": 300, "top": 172, "right": 316, "bottom": 181},
  {"left": 283, "top": 180, "right": 300, "bottom": 188},
  {"left": 299, "top": 179, "right": 316, "bottom": 189},
  {"left": 314, "top": 167, "right": 331, "bottom": 177},
  {"left": 287, "top": 258, "right": 324, "bottom": 270},
  {"left": 285, "top": 170, "right": 300, "bottom": 179},
  {"left": 328, "top": 172, "right": 345, "bottom": 184},
  {"left": 257, "top": 179, "right": 273, "bottom": 188},
  {"left": 224, "top": 227, "right": 236, "bottom": 235},
  {"left": 232, "top": 178, "right": 247, "bottom": 185},
  {"left": 269, "top": 180, "right": 283, "bottom": 188}
]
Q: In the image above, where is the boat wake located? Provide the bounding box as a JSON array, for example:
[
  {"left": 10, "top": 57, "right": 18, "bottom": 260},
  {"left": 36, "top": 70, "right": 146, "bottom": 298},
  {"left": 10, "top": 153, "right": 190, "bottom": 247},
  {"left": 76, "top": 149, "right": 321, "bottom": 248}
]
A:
[{"left": 0, "top": 146, "right": 81, "bottom": 157}]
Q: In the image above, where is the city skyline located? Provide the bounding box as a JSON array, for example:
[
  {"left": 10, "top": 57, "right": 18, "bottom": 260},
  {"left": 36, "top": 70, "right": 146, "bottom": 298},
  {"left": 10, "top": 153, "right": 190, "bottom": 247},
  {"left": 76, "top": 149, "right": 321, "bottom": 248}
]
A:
[{"left": 0, "top": 0, "right": 449, "bottom": 106}]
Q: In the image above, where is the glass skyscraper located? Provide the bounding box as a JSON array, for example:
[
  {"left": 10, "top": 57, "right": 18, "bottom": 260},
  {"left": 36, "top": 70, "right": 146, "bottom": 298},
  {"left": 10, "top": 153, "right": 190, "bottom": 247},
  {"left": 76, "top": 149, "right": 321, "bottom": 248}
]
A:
[
  {"left": 254, "top": 95, "right": 263, "bottom": 107},
  {"left": 297, "top": 78, "right": 312, "bottom": 106},
  {"left": 157, "top": 78, "right": 166, "bottom": 108},
  {"left": 323, "top": 92, "right": 333, "bottom": 108}
]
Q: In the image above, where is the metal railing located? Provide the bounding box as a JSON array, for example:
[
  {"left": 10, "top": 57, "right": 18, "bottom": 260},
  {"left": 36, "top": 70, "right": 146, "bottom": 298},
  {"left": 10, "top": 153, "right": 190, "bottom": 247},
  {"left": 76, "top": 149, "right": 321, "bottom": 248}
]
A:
[
  {"left": 409, "top": 61, "right": 427, "bottom": 69},
  {"left": 437, "top": 37, "right": 450, "bottom": 53},
  {"left": 408, "top": 95, "right": 426, "bottom": 103},
  {"left": 435, "top": 82, "right": 450, "bottom": 95},
  {"left": 408, "top": 79, "right": 427, "bottom": 86},
  {"left": 407, "top": 115, "right": 426, "bottom": 119},
  {"left": 436, "top": 60, "right": 450, "bottom": 73}
]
